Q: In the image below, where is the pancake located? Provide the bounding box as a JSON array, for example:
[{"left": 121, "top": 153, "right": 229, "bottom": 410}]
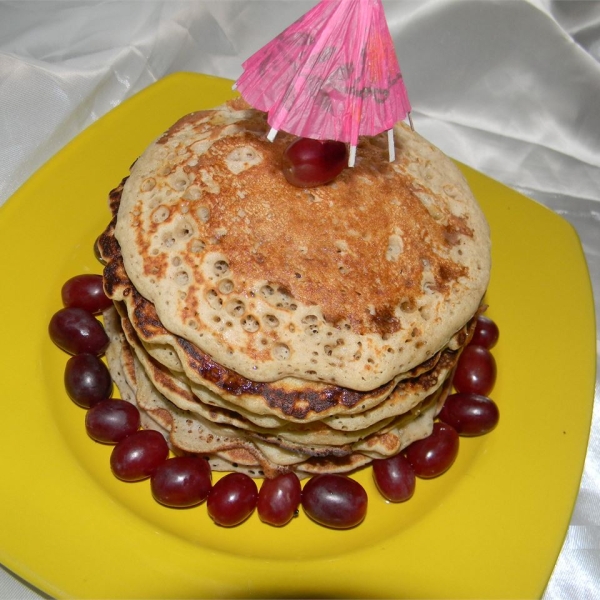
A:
[
  {"left": 103, "top": 306, "right": 449, "bottom": 477},
  {"left": 98, "top": 98, "right": 491, "bottom": 477},
  {"left": 117, "top": 297, "right": 464, "bottom": 434},
  {"left": 111, "top": 98, "right": 490, "bottom": 391},
  {"left": 100, "top": 181, "right": 475, "bottom": 424},
  {"left": 115, "top": 300, "right": 457, "bottom": 444}
]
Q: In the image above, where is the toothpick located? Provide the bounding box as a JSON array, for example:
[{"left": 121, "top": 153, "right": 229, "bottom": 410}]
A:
[
  {"left": 388, "top": 129, "right": 395, "bottom": 162},
  {"left": 349, "top": 145, "right": 357, "bottom": 167}
]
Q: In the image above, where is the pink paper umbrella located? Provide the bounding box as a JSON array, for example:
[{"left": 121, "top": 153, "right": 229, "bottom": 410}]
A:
[{"left": 234, "top": 0, "right": 411, "bottom": 166}]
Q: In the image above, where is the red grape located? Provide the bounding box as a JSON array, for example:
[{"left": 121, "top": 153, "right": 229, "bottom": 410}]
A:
[
  {"left": 302, "top": 474, "right": 367, "bottom": 529},
  {"left": 470, "top": 315, "right": 499, "bottom": 349},
  {"left": 372, "top": 454, "right": 416, "bottom": 502},
  {"left": 405, "top": 422, "right": 459, "bottom": 479},
  {"left": 438, "top": 392, "right": 500, "bottom": 436},
  {"left": 453, "top": 345, "right": 497, "bottom": 396},
  {"left": 151, "top": 456, "right": 212, "bottom": 508},
  {"left": 257, "top": 472, "right": 302, "bottom": 526},
  {"left": 86, "top": 399, "right": 140, "bottom": 443},
  {"left": 62, "top": 274, "right": 112, "bottom": 315},
  {"left": 110, "top": 429, "right": 168, "bottom": 481},
  {"left": 64, "top": 353, "right": 112, "bottom": 408},
  {"left": 49, "top": 307, "right": 109, "bottom": 356},
  {"left": 283, "top": 138, "right": 347, "bottom": 187},
  {"left": 207, "top": 473, "right": 258, "bottom": 527}
]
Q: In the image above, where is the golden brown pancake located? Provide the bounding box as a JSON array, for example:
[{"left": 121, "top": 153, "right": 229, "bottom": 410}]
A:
[
  {"left": 110, "top": 99, "right": 490, "bottom": 391},
  {"left": 98, "top": 98, "right": 490, "bottom": 477},
  {"left": 100, "top": 189, "right": 472, "bottom": 424},
  {"left": 103, "top": 306, "right": 448, "bottom": 478}
]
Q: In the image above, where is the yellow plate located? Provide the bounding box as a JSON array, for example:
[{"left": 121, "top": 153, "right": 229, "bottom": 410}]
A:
[{"left": 0, "top": 73, "right": 595, "bottom": 600}]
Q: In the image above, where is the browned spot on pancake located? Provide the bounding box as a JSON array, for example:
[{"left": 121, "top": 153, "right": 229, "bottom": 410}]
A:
[
  {"left": 108, "top": 178, "right": 127, "bottom": 215},
  {"left": 361, "top": 431, "right": 401, "bottom": 454},
  {"left": 370, "top": 306, "right": 401, "bottom": 337},
  {"left": 397, "top": 350, "right": 459, "bottom": 394},
  {"left": 147, "top": 407, "right": 173, "bottom": 428},
  {"left": 300, "top": 453, "right": 371, "bottom": 474},
  {"left": 174, "top": 336, "right": 394, "bottom": 419},
  {"left": 444, "top": 218, "right": 473, "bottom": 246}
]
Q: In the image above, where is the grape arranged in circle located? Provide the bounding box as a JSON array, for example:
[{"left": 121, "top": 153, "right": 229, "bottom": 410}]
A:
[
  {"left": 257, "top": 472, "right": 302, "bottom": 526},
  {"left": 405, "top": 422, "right": 460, "bottom": 479},
  {"left": 49, "top": 307, "right": 109, "bottom": 356},
  {"left": 453, "top": 344, "right": 497, "bottom": 396},
  {"left": 207, "top": 473, "right": 258, "bottom": 527},
  {"left": 302, "top": 474, "right": 368, "bottom": 529},
  {"left": 151, "top": 456, "right": 212, "bottom": 508},
  {"left": 110, "top": 429, "right": 169, "bottom": 482},
  {"left": 53, "top": 271, "right": 502, "bottom": 525},
  {"left": 372, "top": 453, "right": 416, "bottom": 502},
  {"left": 438, "top": 392, "right": 500, "bottom": 436},
  {"left": 61, "top": 274, "right": 113, "bottom": 315},
  {"left": 470, "top": 315, "right": 500, "bottom": 349},
  {"left": 64, "top": 353, "right": 113, "bottom": 408},
  {"left": 85, "top": 399, "right": 141, "bottom": 444}
]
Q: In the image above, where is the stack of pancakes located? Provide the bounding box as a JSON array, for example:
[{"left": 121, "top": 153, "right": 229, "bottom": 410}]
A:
[{"left": 97, "top": 98, "right": 491, "bottom": 478}]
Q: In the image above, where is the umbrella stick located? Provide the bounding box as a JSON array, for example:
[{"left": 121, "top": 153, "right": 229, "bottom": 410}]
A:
[
  {"left": 349, "top": 145, "right": 357, "bottom": 167},
  {"left": 388, "top": 129, "right": 396, "bottom": 163}
]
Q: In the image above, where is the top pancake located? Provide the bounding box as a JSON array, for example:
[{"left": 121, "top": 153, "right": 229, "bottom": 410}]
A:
[{"left": 114, "top": 98, "right": 490, "bottom": 391}]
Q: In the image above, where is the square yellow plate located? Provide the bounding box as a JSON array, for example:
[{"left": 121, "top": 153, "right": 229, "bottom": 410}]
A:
[{"left": 0, "top": 73, "right": 595, "bottom": 599}]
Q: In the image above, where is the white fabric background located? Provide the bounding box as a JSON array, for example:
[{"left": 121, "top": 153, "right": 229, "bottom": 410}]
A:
[{"left": 0, "top": 0, "right": 599, "bottom": 598}]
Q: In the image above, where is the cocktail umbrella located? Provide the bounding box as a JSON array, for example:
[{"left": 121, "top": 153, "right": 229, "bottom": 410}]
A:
[{"left": 234, "top": 0, "right": 411, "bottom": 166}]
